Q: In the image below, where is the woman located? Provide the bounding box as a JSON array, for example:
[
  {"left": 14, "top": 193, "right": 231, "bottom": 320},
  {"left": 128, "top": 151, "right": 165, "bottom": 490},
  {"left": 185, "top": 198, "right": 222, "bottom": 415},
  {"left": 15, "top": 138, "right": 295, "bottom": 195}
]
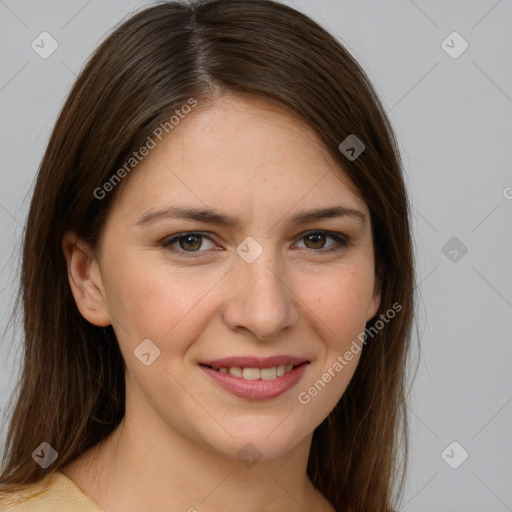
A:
[{"left": 0, "top": 0, "right": 415, "bottom": 511}]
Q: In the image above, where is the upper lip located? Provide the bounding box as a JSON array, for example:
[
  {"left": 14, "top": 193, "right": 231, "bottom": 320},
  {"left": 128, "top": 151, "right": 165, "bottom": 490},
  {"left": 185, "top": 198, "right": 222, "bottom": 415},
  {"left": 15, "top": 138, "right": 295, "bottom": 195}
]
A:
[{"left": 199, "top": 355, "right": 310, "bottom": 368}]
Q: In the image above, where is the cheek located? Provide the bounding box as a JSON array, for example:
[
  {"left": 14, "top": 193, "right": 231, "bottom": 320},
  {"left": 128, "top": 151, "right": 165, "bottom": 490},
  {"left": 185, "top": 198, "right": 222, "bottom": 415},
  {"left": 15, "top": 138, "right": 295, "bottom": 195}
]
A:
[
  {"left": 102, "top": 250, "right": 224, "bottom": 351},
  {"left": 305, "top": 264, "right": 375, "bottom": 342},
  {"left": 295, "top": 268, "right": 372, "bottom": 418}
]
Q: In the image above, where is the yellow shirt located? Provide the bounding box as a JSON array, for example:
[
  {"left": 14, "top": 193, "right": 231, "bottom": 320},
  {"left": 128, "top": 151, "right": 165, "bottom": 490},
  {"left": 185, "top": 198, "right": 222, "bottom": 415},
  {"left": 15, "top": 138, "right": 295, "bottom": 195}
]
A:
[{"left": 0, "top": 471, "right": 103, "bottom": 511}]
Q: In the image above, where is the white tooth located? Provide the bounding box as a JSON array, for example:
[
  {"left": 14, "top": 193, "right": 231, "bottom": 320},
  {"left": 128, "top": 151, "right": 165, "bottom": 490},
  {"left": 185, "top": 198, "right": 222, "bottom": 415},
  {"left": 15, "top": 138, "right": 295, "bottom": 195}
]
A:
[
  {"left": 260, "top": 367, "right": 277, "bottom": 380},
  {"left": 284, "top": 364, "right": 293, "bottom": 372},
  {"left": 276, "top": 365, "right": 286, "bottom": 377},
  {"left": 229, "top": 367, "right": 243, "bottom": 377},
  {"left": 243, "top": 367, "right": 261, "bottom": 380},
  {"left": 219, "top": 367, "right": 228, "bottom": 374}
]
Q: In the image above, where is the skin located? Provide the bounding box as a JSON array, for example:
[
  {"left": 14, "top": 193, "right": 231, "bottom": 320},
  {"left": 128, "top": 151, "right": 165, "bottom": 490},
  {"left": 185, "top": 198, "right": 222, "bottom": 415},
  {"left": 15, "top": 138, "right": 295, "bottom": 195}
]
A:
[{"left": 61, "top": 94, "right": 380, "bottom": 512}]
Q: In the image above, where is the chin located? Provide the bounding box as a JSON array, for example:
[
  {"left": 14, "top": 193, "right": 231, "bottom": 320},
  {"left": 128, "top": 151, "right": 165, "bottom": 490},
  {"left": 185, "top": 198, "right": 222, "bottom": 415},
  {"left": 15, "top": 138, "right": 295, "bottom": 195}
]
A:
[{"left": 196, "top": 413, "right": 316, "bottom": 463}]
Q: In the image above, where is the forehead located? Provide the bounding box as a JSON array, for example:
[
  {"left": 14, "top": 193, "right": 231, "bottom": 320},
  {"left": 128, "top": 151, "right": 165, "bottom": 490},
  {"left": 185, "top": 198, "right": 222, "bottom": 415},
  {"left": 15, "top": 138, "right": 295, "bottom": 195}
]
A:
[{"left": 114, "top": 94, "right": 368, "bottom": 220}]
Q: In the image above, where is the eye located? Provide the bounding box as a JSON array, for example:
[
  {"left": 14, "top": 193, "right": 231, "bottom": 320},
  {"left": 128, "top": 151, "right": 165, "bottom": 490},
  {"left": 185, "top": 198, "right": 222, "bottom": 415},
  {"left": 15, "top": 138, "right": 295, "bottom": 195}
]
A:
[
  {"left": 161, "top": 230, "right": 349, "bottom": 258},
  {"left": 294, "top": 230, "right": 349, "bottom": 254},
  {"left": 161, "top": 232, "right": 217, "bottom": 256}
]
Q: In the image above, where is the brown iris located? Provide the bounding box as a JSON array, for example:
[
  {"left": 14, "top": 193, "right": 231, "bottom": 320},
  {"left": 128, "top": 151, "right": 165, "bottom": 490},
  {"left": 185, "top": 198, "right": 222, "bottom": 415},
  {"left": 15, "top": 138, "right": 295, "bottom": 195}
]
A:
[
  {"left": 178, "top": 234, "right": 203, "bottom": 251},
  {"left": 303, "top": 232, "right": 326, "bottom": 249}
]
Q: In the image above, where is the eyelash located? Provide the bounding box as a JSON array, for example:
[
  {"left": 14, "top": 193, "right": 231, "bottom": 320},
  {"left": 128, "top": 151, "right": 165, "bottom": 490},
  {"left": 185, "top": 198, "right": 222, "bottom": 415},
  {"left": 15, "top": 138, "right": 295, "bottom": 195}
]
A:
[{"left": 160, "top": 230, "right": 349, "bottom": 258}]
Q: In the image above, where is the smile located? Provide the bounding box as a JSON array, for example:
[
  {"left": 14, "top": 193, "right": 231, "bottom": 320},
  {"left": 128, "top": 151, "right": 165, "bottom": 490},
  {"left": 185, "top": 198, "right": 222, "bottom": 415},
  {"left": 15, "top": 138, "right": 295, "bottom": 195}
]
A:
[{"left": 199, "top": 356, "right": 310, "bottom": 400}]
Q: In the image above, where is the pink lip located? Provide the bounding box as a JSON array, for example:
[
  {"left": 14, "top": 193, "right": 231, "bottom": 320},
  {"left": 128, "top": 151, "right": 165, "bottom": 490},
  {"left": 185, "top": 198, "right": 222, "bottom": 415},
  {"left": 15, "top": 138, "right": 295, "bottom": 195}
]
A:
[
  {"left": 199, "top": 361, "right": 310, "bottom": 401},
  {"left": 199, "top": 355, "right": 309, "bottom": 368}
]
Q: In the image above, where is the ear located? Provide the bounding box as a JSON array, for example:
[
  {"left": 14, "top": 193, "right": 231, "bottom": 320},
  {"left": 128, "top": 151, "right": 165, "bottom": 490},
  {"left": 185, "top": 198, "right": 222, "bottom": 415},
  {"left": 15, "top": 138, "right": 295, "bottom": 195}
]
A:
[
  {"left": 366, "top": 272, "right": 382, "bottom": 322},
  {"left": 62, "top": 231, "right": 111, "bottom": 327}
]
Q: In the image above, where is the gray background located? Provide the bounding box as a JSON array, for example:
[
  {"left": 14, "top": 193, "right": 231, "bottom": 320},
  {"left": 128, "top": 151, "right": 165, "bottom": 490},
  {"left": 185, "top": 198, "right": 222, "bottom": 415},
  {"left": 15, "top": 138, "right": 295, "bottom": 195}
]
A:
[{"left": 1, "top": 0, "right": 511, "bottom": 510}]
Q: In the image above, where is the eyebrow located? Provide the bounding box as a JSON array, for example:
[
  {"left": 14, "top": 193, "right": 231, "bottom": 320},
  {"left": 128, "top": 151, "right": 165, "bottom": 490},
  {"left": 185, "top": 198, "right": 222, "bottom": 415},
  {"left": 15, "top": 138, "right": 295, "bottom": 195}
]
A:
[{"left": 136, "top": 205, "right": 366, "bottom": 229}]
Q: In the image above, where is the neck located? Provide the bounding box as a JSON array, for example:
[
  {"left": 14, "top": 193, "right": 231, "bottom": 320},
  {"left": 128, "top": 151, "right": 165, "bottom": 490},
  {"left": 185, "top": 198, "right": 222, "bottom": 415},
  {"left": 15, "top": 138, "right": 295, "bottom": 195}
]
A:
[{"left": 61, "top": 381, "right": 334, "bottom": 512}]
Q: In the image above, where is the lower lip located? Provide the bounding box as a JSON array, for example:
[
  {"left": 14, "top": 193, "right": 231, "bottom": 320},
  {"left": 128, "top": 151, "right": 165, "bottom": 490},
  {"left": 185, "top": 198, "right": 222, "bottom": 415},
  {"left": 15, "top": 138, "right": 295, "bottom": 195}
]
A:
[{"left": 200, "top": 363, "right": 309, "bottom": 400}]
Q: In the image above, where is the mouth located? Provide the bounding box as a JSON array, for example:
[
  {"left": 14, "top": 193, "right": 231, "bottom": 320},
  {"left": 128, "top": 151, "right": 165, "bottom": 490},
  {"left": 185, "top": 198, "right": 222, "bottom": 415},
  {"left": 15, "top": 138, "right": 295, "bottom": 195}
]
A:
[{"left": 198, "top": 356, "right": 310, "bottom": 400}]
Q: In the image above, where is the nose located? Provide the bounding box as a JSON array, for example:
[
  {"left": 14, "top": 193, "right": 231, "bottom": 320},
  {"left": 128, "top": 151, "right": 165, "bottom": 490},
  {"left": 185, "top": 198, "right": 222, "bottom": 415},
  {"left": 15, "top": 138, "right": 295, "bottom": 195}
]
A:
[{"left": 221, "top": 247, "right": 300, "bottom": 341}]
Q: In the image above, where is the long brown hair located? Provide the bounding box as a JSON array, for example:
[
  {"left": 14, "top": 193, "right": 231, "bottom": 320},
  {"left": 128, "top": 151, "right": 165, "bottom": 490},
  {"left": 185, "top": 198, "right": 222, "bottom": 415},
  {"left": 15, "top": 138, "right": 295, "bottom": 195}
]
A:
[{"left": 0, "top": 1, "right": 416, "bottom": 510}]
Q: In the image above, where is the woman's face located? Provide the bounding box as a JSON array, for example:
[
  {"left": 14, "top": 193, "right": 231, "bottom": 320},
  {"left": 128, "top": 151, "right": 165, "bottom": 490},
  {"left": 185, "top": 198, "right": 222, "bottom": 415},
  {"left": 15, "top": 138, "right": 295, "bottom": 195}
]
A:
[{"left": 75, "top": 94, "right": 380, "bottom": 460}]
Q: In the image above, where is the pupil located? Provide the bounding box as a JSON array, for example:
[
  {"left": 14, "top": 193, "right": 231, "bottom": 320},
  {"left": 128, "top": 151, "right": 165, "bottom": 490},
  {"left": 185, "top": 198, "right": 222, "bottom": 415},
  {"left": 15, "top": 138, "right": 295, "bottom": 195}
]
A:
[
  {"left": 180, "top": 235, "right": 201, "bottom": 251},
  {"left": 306, "top": 233, "right": 325, "bottom": 249}
]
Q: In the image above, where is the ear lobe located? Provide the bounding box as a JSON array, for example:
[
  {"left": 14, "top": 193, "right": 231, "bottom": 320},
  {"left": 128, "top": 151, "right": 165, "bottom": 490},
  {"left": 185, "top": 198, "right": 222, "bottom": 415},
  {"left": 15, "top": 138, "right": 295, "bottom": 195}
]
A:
[
  {"left": 366, "top": 288, "right": 381, "bottom": 322},
  {"left": 62, "top": 231, "right": 111, "bottom": 327},
  {"left": 366, "top": 273, "right": 382, "bottom": 322}
]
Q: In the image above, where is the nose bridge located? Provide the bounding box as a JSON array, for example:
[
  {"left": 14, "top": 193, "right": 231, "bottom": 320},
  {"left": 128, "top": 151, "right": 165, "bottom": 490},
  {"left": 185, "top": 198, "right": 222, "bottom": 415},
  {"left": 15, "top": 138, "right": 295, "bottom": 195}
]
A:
[
  {"left": 222, "top": 239, "right": 299, "bottom": 340},
  {"left": 245, "top": 249, "right": 286, "bottom": 301}
]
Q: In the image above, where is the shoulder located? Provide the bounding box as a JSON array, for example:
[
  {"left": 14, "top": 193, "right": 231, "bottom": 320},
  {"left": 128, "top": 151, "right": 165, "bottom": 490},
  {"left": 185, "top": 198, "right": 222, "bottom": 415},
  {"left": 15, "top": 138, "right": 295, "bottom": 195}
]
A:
[{"left": 0, "top": 471, "right": 103, "bottom": 511}]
